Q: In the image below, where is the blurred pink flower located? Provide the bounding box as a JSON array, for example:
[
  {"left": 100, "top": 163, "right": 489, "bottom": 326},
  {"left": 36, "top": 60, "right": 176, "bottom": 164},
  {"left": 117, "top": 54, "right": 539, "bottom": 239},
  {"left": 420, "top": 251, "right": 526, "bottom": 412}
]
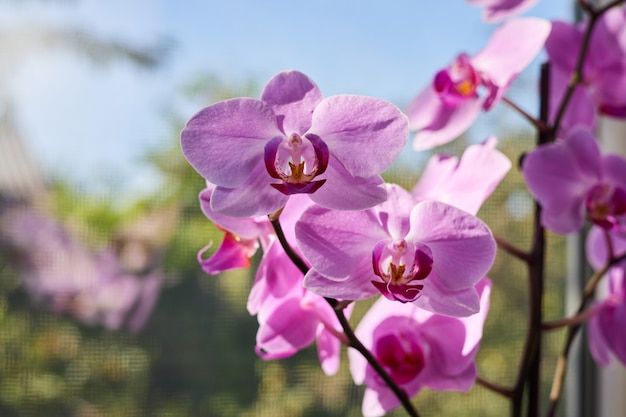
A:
[
  {"left": 0, "top": 208, "right": 161, "bottom": 332},
  {"left": 522, "top": 127, "right": 626, "bottom": 234},
  {"left": 406, "top": 17, "right": 550, "bottom": 150},
  {"left": 467, "top": 0, "right": 539, "bottom": 23},
  {"left": 585, "top": 226, "right": 626, "bottom": 366},
  {"left": 411, "top": 136, "right": 511, "bottom": 215},
  {"left": 546, "top": 7, "right": 626, "bottom": 121}
]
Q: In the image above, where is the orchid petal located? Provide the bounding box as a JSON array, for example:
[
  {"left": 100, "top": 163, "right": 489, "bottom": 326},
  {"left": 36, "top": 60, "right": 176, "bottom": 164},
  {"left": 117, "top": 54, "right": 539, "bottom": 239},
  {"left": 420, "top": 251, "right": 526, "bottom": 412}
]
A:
[
  {"left": 199, "top": 186, "right": 267, "bottom": 239},
  {"left": 210, "top": 163, "right": 289, "bottom": 217},
  {"left": 407, "top": 86, "right": 482, "bottom": 151},
  {"left": 255, "top": 296, "right": 319, "bottom": 359},
  {"left": 309, "top": 157, "right": 387, "bottom": 210},
  {"left": 522, "top": 129, "right": 602, "bottom": 233},
  {"left": 310, "top": 95, "right": 408, "bottom": 178},
  {"left": 407, "top": 201, "right": 496, "bottom": 292},
  {"left": 260, "top": 70, "right": 323, "bottom": 134},
  {"left": 197, "top": 233, "right": 253, "bottom": 275},
  {"left": 296, "top": 205, "right": 386, "bottom": 279},
  {"left": 181, "top": 98, "right": 281, "bottom": 187},
  {"left": 413, "top": 137, "right": 510, "bottom": 215},
  {"left": 467, "top": 0, "right": 539, "bottom": 23},
  {"left": 303, "top": 266, "right": 379, "bottom": 300},
  {"left": 413, "top": 277, "right": 481, "bottom": 317},
  {"left": 472, "top": 17, "right": 551, "bottom": 88}
]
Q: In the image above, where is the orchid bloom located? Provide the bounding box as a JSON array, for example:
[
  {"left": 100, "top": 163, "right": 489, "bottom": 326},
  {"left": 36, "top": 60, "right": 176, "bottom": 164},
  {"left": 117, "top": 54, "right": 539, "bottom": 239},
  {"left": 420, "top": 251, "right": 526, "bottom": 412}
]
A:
[
  {"left": 198, "top": 181, "right": 346, "bottom": 374},
  {"left": 253, "top": 239, "right": 351, "bottom": 376},
  {"left": 546, "top": 7, "right": 626, "bottom": 120},
  {"left": 296, "top": 184, "right": 496, "bottom": 317},
  {"left": 466, "top": 0, "right": 539, "bottom": 23},
  {"left": 197, "top": 183, "right": 270, "bottom": 275},
  {"left": 522, "top": 127, "right": 626, "bottom": 234},
  {"left": 411, "top": 136, "right": 511, "bottom": 215},
  {"left": 406, "top": 17, "right": 550, "bottom": 150},
  {"left": 349, "top": 278, "right": 491, "bottom": 417},
  {"left": 585, "top": 226, "right": 626, "bottom": 366},
  {"left": 181, "top": 70, "right": 408, "bottom": 218}
]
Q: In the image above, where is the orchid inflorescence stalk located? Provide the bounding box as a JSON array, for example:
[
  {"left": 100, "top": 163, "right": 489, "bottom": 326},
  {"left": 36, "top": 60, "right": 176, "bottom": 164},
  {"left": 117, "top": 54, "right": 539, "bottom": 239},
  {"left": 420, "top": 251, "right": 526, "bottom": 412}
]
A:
[{"left": 180, "top": 1, "right": 626, "bottom": 416}]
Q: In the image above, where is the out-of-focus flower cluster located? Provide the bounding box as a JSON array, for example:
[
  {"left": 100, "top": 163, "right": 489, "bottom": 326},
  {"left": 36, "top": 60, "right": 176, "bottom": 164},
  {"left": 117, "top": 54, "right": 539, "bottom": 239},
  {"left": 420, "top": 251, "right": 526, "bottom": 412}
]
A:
[{"left": 0, "top": 204, "right": 169, "bottom": 332}]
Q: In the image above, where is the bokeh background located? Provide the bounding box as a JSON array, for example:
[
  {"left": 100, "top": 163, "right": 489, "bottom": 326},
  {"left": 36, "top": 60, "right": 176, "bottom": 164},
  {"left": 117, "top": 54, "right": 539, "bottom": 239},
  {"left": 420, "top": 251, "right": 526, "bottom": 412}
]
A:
[{"left": 0, "top": 1, "right": 578, "bottom": 416}]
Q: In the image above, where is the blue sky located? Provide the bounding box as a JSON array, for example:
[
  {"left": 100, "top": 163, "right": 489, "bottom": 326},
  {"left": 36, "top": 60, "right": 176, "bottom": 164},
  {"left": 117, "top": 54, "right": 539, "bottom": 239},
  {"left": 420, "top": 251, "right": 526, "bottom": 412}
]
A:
[{"left": 2, "top": 0, "right": 574, "bottom": 197}]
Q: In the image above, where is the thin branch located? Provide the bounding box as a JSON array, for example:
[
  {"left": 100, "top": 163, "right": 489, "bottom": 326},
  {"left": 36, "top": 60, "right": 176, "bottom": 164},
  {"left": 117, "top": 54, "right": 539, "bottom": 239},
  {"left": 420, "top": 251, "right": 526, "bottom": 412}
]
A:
[
  {"left": 269, "top": 216, "right": 309, "bottom": 275},
  {"left": 495, "top": 235, "right": 531, "bottom": 263},
  {"left": 501, "top": 97, "right": 548, "bottom": 133},
  {"left": 552, "top": 0, "right": 626, "bottom": 134},
  {"left": 512, "top": 62, "right": 550, "bottom": 417},
  {"left": 476, "top": 375, "right": 514, "bottom": 398},
  {"left": 545, "top": 250, "right": 626, "bottom": 417},
  {"left": 541, "top": 303, "right": 603, "bottom": 331}
]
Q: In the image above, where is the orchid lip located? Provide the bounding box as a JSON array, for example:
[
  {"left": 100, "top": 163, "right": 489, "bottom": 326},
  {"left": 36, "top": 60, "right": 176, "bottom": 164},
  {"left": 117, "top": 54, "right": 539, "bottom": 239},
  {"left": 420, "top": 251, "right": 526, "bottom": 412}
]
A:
[
  {"left": 374, "top": 332, "right": 425, "bottom": 385},
  {"left": 371, "top": 239, "right": 433, "bottom": 303},
  {"left": 264, "top": 133, "right": 330, "bottom": 195},
  {"left": 434, "top": 53, "right": 481, "bottom": 107},
  {"left": 586, "top": 184, "right": 626, "bottom": 230}
]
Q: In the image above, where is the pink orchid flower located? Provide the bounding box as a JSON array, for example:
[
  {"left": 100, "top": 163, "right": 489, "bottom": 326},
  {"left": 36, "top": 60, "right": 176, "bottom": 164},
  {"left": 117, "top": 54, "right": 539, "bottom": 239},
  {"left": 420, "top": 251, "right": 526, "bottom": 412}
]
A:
[
  {"left": 546, "top": 7, "right": 626, "bottom": 120},
  {"left": 253, "top": 240, "right": 351, "bottom": 376},
  {"left": 349, "top": 278, "right": 491, "bottom": 417},
  {"left": 406, "top": 17, "right": 550, "bottom": 150},
  {"left": 181, "top": 70, "right": 408, "bottom": 218},
  {"left": 522, "top": 127, "right": 626, "bottom": 234},
  {"left": 296, "top": 184, "right": 496, "bottom": 317},
  {"left": 585, "top": 226, "right": 626, "bottom": 366},
  {"left": 198, "top": 183, "right": 345, "bottom": 374},
  {"left": 411, "top": 136, "right": 511, "bottom": 215},
  {"left": 197, "top": 184, "right": 270, "bottom": 275},
  {"left": 467, "top": 0, "right": 539, "bottom": 23}
]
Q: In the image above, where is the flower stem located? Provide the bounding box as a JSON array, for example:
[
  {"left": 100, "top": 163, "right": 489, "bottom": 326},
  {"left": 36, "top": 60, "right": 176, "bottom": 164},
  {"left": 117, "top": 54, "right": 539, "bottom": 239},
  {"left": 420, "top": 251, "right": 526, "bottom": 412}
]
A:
[
  {"left": 511, "top": 62, "right": 550, "bottom": 417},
  {"left": 541, "top": 303, "right": 603, "bottom": 331},
  {"left": 502, "top": 96, "right": 547, "bottom": 133},
  {"left": 477, "top": 375, "right": 514, "bottom": 398},
  {"left": 269, "top": 216, "right": 421, "bottom": 417},
  {"left": 495, "top": 235, "right": 531, "bottom": 263},
  {"left": 552, "top": 0, "right": 626, "bottom": 135},
  {"left": 545, "top": 250, "right": 626, "bottom": 417}
]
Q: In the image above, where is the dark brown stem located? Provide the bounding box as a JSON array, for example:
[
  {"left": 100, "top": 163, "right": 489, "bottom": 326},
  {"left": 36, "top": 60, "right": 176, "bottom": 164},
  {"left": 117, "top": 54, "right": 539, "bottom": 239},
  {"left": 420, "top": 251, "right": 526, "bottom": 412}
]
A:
[
  {"left": 594, "top": 0, "right": 626, "bottom": 16},
  {"left": 269, "top": 216, "right": 420, "bottom": 417},
  {"left": 541, "top": 303, "right": 603, "bottom": 331},
  {"left": 511, "top": 62, "right": 550, "bottom": 417},
  {"left": 502, "top": 96, "right": 548, "bottom": 133},
  {"left": 495, "top": 235, "right": 531, "bottom": 263},
  {"left": 552, "top": 0, "right": 626, "bottom": 135},
  {"left": 545, "top": 250, "right": 626, "bottom": 417},
  {"left": 477, "top": 375, "right": 515, "bottom": 398}
]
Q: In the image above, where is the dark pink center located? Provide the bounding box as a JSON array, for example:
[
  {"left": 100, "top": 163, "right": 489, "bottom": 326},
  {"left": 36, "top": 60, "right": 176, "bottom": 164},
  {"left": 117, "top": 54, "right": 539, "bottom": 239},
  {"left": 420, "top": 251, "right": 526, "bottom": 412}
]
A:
[
  {"left": 586, "top": 184, "right": 626, "bottom": 230},
  {"left": 371, "top": 239, "right": 433, "bottom": 303},
  {"left": 264, "top": 133, "right": 329, "bottom": 195},
  {"left": 375, "top": 332, "right": 425, "bottom": 385}
]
